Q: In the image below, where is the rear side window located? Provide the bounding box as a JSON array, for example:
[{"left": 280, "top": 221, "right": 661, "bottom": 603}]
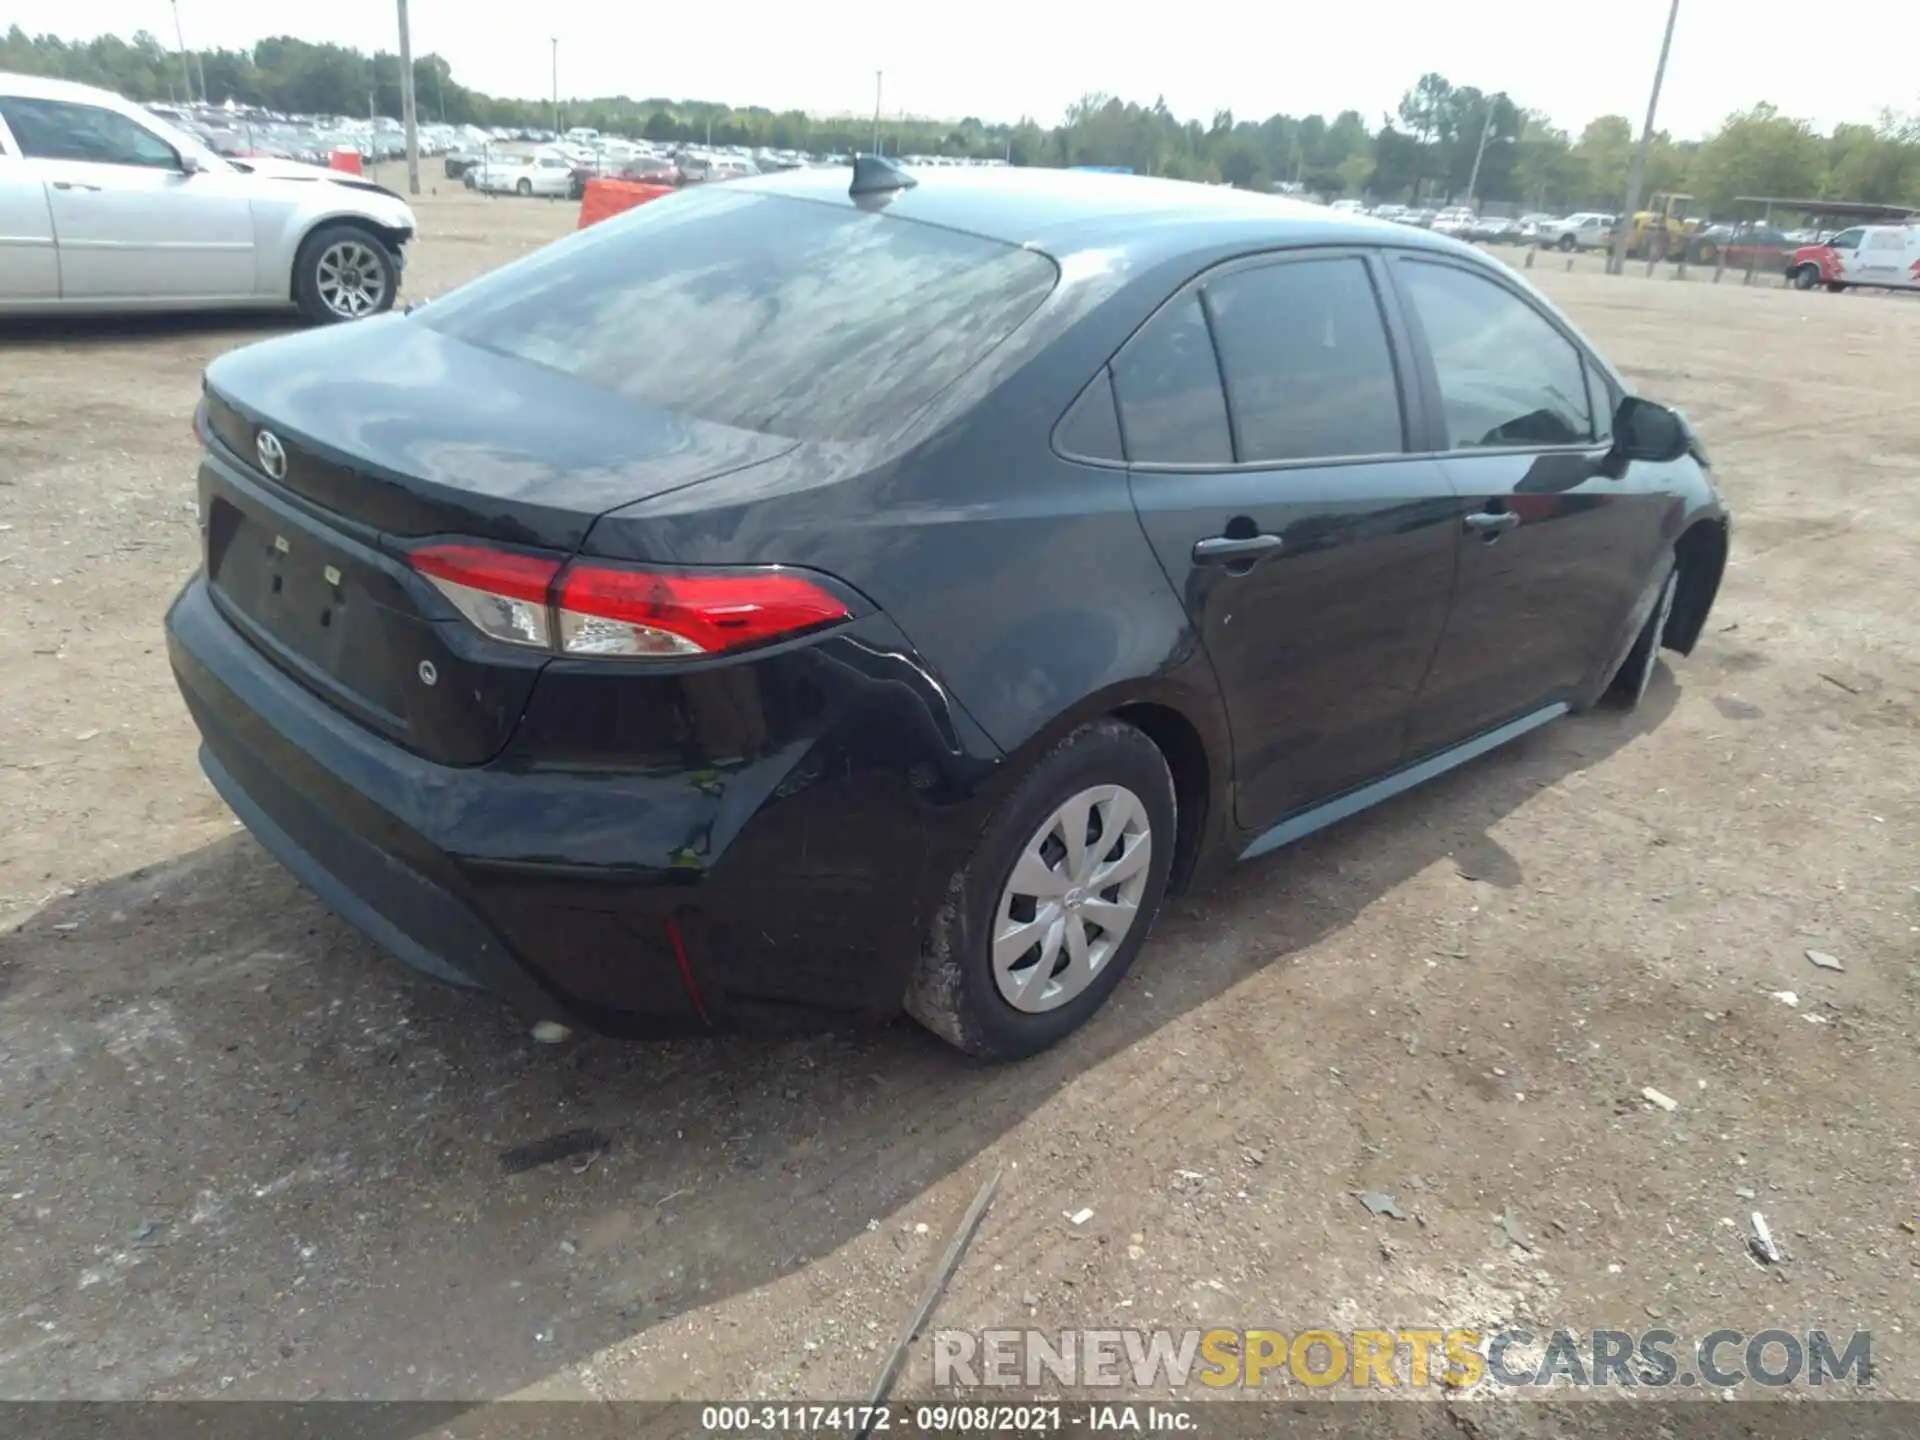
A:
[
  {"left": 420, "top": 187, "right": 1057, "bottom": 442},
  {"left": 1396, "top": 260, "right": 1594, "bottom": 450},
  {"left": 1056, "top": 368, "right": 1124, "bottom": 462},
  {"left": 1204, "top": 257, "right": 1404, "bottom": 462},
  {"left": 1111, "top": 294, "right": 1232, "bottom": 466}
]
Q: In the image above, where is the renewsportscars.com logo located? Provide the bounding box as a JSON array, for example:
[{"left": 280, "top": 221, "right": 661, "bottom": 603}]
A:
[{"left": 932, "top": 1327, "right": 1873, "bottom": 1390}]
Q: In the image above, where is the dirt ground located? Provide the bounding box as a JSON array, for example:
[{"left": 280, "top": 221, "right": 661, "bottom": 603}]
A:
[{"left": 1, "top": 176, "right": 1916, "bottom": 1414}]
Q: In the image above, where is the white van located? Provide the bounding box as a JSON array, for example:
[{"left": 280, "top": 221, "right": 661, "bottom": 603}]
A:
[{"left": 1786, "top": 224, "right": 1920, "bottom": 292}]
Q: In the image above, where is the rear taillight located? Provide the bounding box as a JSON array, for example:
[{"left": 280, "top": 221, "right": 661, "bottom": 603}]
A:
[{"left": 409, "top": 543, "right": 851, "bottom": 659}]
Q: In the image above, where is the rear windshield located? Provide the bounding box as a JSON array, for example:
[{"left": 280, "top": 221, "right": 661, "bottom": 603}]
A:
[{"left": 419, "top": 186, "right": 1058, "bottom": 442}]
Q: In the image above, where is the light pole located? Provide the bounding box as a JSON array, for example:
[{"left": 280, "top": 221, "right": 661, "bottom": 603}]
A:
[
  {"left": 168, "top": 0, "right": 195, "bottom": 104},
  {"left": 1609, "top": 0, "right": 1681, "bottom": 275},
  {"left": 872, "top": 70, "right": 883, "bottom": 156},
  {"left": 1465, "top": 92, "right": 1502, "bottom": 209},
  {"left": 550, "top": 38, "right": 559, "bottom": 135},
  {"left": 396, "top": 0, "right": 420, "bottom": 195}
]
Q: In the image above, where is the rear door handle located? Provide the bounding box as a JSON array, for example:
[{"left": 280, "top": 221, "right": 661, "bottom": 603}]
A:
[
  {"left": 1463, "top": 510, "right": 1520, "bottom": 535},
  {"left": 1193, "top": 533, "right": 1284, "bottom": 565},
  {"left": 51, "top": 181, "right": 102, "bottom": 192}
]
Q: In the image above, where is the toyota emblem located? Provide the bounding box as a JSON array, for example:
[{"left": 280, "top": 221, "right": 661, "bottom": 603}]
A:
[{"left": 255, "top": 429, "right": 287, "bottom": 481}]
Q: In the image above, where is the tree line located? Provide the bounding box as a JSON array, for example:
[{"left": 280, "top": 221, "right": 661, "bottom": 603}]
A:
[{"left": 5, "top": 27, "right": 1917, "bottom": 215}]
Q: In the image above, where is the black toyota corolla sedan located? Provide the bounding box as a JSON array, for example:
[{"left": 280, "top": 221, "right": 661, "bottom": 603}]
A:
[{"left": 167, "top": 159, "right": 1730, "bottom": 1061}]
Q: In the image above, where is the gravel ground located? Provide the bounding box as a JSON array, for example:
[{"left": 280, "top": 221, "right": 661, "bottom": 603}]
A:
[{"left": 0, "top": 177, "right": 1915, "bottom": 1413}]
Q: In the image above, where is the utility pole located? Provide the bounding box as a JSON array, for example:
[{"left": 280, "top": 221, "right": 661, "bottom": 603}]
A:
[
  {"left": 1609, "top": 0, "right": 1681, "bottom": 275},
  {"left": 1465, "top": 93, "right": 1500, "bottom": 209},
  {"left": 872, "top": 71, "right": 883, "bottom": 156},
  {"left": 550, "top": 39, "right": 559, "bottom": 135},
  {"left": 168, "top": 0, "right": 195, "bottom": 104},
  {"left": 396, "top": 0, "right": 420, "bottom": 195}
]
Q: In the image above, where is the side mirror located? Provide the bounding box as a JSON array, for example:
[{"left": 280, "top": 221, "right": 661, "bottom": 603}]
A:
[
  {"left": 177, "top": 150, "right": 205, "bottom": 175},
  {"left": 1613, "top": 395, "right": 1691, "bottom": 464}
]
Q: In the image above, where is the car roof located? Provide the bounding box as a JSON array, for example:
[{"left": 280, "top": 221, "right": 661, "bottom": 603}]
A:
[
  {"left": 0, "top": 71, "right": 137, "bottom": 107},
  {"left": 729, "top": 162, "right": 1471, "bottom": 267}
]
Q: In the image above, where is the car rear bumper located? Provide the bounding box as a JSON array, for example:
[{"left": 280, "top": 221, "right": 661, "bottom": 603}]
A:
[{"left": 166, "top": 572, "right": 1002, "bottom": 1036}]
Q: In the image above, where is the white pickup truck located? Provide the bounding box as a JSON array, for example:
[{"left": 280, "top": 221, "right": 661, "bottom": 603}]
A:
[{"left": 1535, "top": 213, "right": 1617, "bottom": 251}]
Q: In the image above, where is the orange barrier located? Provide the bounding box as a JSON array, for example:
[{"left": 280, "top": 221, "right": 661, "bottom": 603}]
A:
[
  {"left": 329, "top": 148, "right": 364, "bottom": 175},
  {"left": 577, "top": 178, "right": 675, "bottom": 230}
]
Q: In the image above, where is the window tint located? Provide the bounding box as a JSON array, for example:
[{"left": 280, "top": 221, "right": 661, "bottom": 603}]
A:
[
  {"left": 1828, "top": 228, "right": 1864, "bottom": 250},
  {"left": 1111, "top": 294, "right": 1232, "bottom": 466},
  {"left": 421, "top": 187, "right": 1057, "bottom": 443},
  {"left": 0, "top": 98, "right": 179, "bottom": 168},
  {"left": 1398, "top": 260, "right": 1594, "bottom": 450},
  {"left": 1204, "top": 258, "right": 1403, "bottom": 462},
  {"left": 1864, "top": 230, "right": 1905, "bottom": 251},
  {"left": 1056, "top": 368, "right": 1124, "bottom": 462}
]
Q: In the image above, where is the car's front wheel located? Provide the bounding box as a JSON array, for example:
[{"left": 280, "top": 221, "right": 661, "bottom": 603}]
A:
[
  {"left": 905, "top": 718, "right": 1176, "bottom": 1062},
  {"left": 516, "top": 178, "right": 533, "bottom": 196},
  {"left": 1558, "top": 233, "right": 1577, "bottom": 252},
  {"left": 1603, "top": 565, "right": 1677, "bottom": 710},
  {"left": 293, "top": 224, "right": 397, "bottom": 324}
]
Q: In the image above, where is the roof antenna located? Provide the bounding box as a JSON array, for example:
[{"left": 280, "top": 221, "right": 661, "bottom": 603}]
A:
[{"left": 851, "top": 154, "right": 917, "bottom": 199}]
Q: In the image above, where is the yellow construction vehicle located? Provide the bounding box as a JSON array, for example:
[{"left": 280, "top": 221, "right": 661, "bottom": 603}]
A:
[{"left": 1622, "top": 193, "right": 1702, "bottom": 262}]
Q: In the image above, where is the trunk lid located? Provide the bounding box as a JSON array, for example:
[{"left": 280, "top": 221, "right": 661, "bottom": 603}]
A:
[{"left": 197, "top": 315, "right": 795, "bottom": 766}]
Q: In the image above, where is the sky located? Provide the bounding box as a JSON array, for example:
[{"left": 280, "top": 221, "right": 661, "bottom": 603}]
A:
[{"left": 12, "top": 0, "right": 1918, "bottom": 139}]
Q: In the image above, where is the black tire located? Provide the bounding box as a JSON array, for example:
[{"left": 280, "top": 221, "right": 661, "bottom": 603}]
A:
[
  {"left": 1825, "top": 281, "right": 1846, "bottom": 294},
  {"left": 1693, "top": 240, "right": 1717, "bottom": 267},
  {"left": 1558, "top": 233, "right": 1577, "bottom": 252},
  {"left": 1603, "top": 565, "right": 1678, "bottom": 710},
  {"left": 1789, "top": 265, "right": 1818, "bottom": 290},
  {"left": 904, "top": 718, "right": 1176, "bottom": 1062},
  {"left": 1649, "top": 231, "right": 1670, "bottom": 264},
  {"left": 516, "top": 178, "right": 532, "bottom": 196},
  {"left": 292, "top": 222, "right": 397, "bottom": 325}
]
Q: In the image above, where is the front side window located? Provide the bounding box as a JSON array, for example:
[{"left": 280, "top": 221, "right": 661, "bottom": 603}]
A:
[
  {"left": 421, "top": 186, "right": 1057, "bottom": 443},
  {"left": 1397, "top": 260, "right": 1594, "bottom": 450},
  {"left": 1203, "top": 256, "right": 1403, "bottom": 463},
  {"left": 1828, "top": 228, "right": 1865, "bottom": 250},
  {"left": 1110, "top": 293, "right": 1232, "bottom": 466},
  {"left": 0, "top": 97, "right": 179, "bottom": 168}
]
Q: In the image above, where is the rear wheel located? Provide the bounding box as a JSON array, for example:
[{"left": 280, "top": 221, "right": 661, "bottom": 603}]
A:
[
  {"left": 293, "top": 223, "right": 397, "bottom": 325},
  {"left": 1603, "top": 565, "right": 1677, "bottom": 710},
  {"left": 1825, "top": 281, "right": 1846, "bottom": 294},
  {"left": 904, "top": 719, "right": 1175, "bottom": 1061},
  {"left": 1558, "top": 233, "right": 1577, "bottom": 252},
  {"left": 516, "top": 178, "right": 532, "bottom": 196}
]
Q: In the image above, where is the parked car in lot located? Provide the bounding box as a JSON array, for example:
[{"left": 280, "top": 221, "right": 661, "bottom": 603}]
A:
[
  {"left": 1431, "top": 207, "right": 1477, "bottom": 238},
  {"left": 471, "top": 151, "right": 573, "bottom": 197},
  {"left": 1471, "top": 215, "right": 1523, "bottom": 244},
  {"left": 0, "top": 73, "right": 415, "bottom": 321},
  {"left": 1686, "top": 222, "right": 1795, "bottom": 271},
  {"left": 1535, "top": 212, "right": 1616, "bottom": 251},
  {"left": 165, "top": 160, "right": 1729, "bottom": 1060},
  {"left": 1786, "top": 223, "right": 1920, "bottom": 292}
]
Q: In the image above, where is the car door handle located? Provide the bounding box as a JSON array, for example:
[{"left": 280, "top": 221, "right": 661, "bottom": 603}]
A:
[
  {"left": 1463, "top": 510, "right": 1521, "bottom": 534},
  {"left": 1192, "top": 533, "right": 1284, "bottom": 564},
  {"left": 51, "top": 180, "right": 102, "bottom": 192}
]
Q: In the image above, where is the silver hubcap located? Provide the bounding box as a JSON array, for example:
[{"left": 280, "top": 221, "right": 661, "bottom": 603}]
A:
[
  {"left": 316, "top": 240, "right": 386, "bottom": 318},
  {"left": 993, "top": 784, "right": 1152, "bottom": 1014}
]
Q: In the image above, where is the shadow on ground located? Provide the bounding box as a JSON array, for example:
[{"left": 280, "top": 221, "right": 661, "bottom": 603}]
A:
[{"left": 0, "top": 677, "right": 1676, "bottom": 1402}]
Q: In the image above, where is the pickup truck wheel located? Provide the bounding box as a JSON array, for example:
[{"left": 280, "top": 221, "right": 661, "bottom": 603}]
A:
[
  {"left": 1558, "top": 233, "right": 1577, "bottom": 252},
  {"left": 1788, "top": 265, "right": 1818, "bottom": 290},
  {"left": 293, "top": 223, "right": 397, "bottom": 325}
]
